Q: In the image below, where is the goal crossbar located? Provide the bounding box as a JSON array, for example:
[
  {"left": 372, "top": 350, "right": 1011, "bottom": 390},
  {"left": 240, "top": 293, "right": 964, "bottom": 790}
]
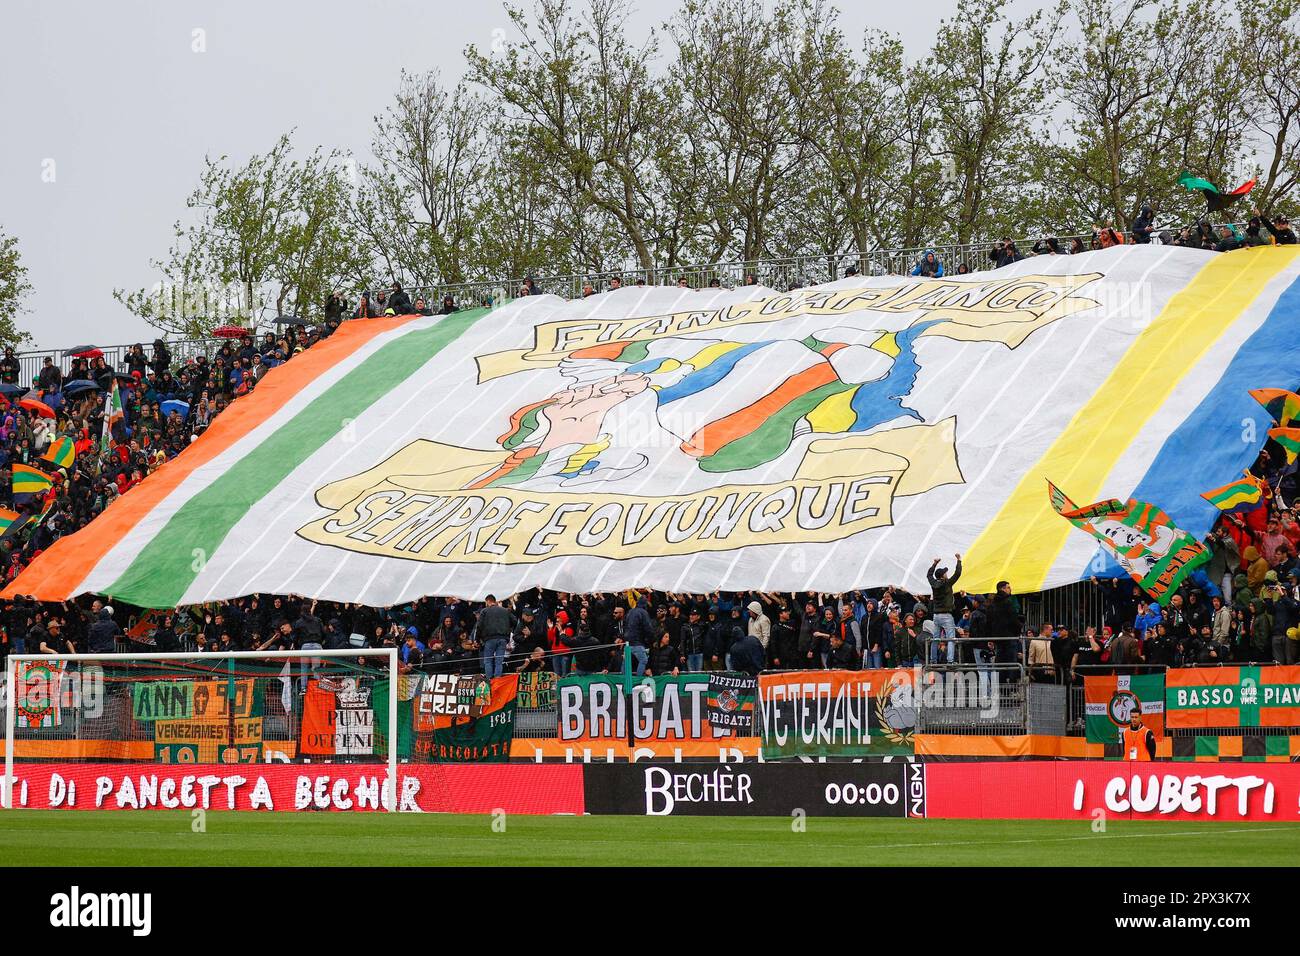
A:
[{"left": 3, "top": 648, "right": 400, "bottom": 811}]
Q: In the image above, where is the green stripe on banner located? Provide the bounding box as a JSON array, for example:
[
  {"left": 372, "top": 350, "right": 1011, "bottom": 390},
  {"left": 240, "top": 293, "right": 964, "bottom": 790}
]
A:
[
  {"left": 105, "top": 309, "right": 490, "bottom": 606},
  {"left": 1195, "top": 736, "right": 1220, "bottom": 759}
]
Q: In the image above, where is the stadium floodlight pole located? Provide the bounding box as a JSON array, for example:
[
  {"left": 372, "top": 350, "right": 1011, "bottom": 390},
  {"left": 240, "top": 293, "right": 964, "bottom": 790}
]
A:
[{"left": 2, "top": 648, "right": 399, "bottom": 813}]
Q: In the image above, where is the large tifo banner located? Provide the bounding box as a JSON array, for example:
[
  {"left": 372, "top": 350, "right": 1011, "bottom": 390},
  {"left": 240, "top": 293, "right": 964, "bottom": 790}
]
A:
[
  {"left": 9, "top": 246, "right": 1300, "bottom": 606},
  {"left": 758, "top": 669, "right": 916, "bottom": 758},
  {"left": 1166, "top": 666, "right": 1300, "bottom": 729}
]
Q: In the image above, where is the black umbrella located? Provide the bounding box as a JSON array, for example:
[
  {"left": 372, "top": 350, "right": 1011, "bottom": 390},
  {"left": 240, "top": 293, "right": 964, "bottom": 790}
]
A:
[
  {"left": 0, "top": 383, "right": 28, "bottom": 399},
  {"left": 63, "top": 379, "right": 102, "bottom": 394},
  {"left": 274, "top": 315, "right": 308, "bottom": 326},
  {"left": 64, "top": 344, "right": 103, "bottom": 358},
  {"left": 113, "top": 372, "right": 139, "bottom": 385}
]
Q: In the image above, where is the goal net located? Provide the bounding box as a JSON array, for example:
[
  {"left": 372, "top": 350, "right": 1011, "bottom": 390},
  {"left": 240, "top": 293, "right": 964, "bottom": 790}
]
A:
[{"left": 3, "top": 649, "right": 400, "bottom": 812}]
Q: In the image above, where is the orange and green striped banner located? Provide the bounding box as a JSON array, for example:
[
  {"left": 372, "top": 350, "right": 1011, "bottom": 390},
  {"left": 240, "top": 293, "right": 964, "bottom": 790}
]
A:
[{"left": 1166, "top": 666, "right": 1300, "bottom": 729}]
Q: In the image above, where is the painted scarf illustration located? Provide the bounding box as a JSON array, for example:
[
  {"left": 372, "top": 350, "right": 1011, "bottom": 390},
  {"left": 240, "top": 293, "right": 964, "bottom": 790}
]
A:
[{"left": 468, "top": 320, "right": 939, "bottom": 489}]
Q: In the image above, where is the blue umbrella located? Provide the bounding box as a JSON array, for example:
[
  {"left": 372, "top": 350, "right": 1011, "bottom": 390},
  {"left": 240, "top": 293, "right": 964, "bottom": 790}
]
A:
[
  {"left": 0, "top": 384, "right": 28, "bottom": 399},
  {"left": 62, "top": 379, "right": 102, "bottom": 395},
  {"left": 161, "top": 399, "right": 190, "bottom": 420}
]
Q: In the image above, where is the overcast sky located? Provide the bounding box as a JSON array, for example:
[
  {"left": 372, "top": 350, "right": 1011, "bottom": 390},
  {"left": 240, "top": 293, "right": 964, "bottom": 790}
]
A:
[{"left": 0, "top": 0, "right": 971, "bottom": 350}]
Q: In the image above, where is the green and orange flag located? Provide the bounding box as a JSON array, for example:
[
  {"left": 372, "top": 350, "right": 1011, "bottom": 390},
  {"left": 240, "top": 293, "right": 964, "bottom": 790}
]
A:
[
  {"left": 1268, "top": 426, "right": 1300, "bottom": 464},
  {"left": 1201, "top": 471, "right": 1266, "bottom": 515},
  {"left": 40, "top": 436, "right": 76, "bottom": 470},
  {"left": 1251, "top": 387, "right": 1300, "bottom": 428},
  {"left": 1049, "top": 480, "right": 1210, "bottom": 605},
  {"left": 12, "top": 463, "right": 53, "bottom": 499}
]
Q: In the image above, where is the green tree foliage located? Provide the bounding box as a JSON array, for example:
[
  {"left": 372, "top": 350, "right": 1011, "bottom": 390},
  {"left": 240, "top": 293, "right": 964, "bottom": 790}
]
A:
[
  {"left": 0, "top": 226, "right": 35, "bottom": 349},
  {"left": 115, "top": 133, "right": 365, "bottom": 337},
  {"left": 118, "top": 0, "right": 1299, "bottom": 333}
]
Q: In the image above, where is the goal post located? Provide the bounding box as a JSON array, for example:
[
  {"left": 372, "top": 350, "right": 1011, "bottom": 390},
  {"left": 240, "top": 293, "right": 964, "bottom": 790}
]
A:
[{"left": 3, "top": 648, "right": 399, "bottom": 812}]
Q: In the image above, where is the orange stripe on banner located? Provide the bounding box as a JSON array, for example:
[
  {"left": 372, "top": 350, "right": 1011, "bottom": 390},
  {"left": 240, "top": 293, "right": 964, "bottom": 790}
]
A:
[
  {"left": 1, "top": 315, "right": 418, "bottom": 601},
  {"left": 467, "top": 447, "right": 537, "bottom": 490},
  {"left": 686, "top": 362, "right": 837, "bottom": 457},
  {"left": 570, "top": 342, "right": 629, "bottom": 360},
  {"left": 915, "top": 734, "right": 1173, "bottom": 759},
  {"left": 13, "top": 739, "right": 154, "bottom": 760}
]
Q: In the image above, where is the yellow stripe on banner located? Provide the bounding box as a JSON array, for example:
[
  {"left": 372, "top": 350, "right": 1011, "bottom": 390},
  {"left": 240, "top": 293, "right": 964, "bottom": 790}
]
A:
[{"left": 962, "top": 247, "right": 1299, "bottom": 594}]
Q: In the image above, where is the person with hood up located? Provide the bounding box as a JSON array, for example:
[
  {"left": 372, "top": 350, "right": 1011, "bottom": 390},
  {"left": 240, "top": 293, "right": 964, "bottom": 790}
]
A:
[
  {"left": 911, "top": 250, "right": 944, "bottom": 278},
  {"left": 1244, "top": 545, "right": 1269, "bottom": 592},
  {"left": 87, "top": 604, "right": 121, "bottom": 653},
  {"left": 746, "top": 599, "right": 770, "bottom": 651},
  {"left": 1131, "top": 206, "right": 1157, "bottom": 244},
  {"left": 547, "top": 609, "right": 575, "bottom": 676}
]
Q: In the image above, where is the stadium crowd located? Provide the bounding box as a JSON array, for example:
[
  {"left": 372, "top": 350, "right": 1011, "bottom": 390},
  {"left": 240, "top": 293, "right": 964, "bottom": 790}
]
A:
[{"left": 3, "top": 219, "right": 1300, "bottom": 682}]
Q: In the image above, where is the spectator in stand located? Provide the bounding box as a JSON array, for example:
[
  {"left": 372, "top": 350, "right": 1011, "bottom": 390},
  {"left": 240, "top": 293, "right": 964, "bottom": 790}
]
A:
[
  {"left": 0, "top": 348, "right": 19, "bottom": 385},
  {"left": 1130, "top": 206, "right": 1156, "bottom": 244},
  {"left": 476, "top": 594, "right": 515, "bottom": 679},
  {"left": 1091, "top": 222, "right": 1126, "bottom": 249},
  {"left": 624, "top": 596, "right": 653, "bottom": 676},
  {"left": 729, "top": 626, "right": 765, "bottom": 676},
  {"left": 608, "top": 276, "right": 622, "bottom": 291},
  {"left": 926, "top": 555, "right": 961, "bottom": 663},
  {"left": 438, "top": 295, "right": 457, "bottom": 315},
  {"left": 37, "top": 356, "right": 62, "bottom": 392},
  {"left": 911, "top": 250, "right": 944, "bottom": 277},
  {"left": 324, "top": 291, "right": 347, "bottom": 322},
  {"left": 1258, "top": 210, "right": 1297, "bottom": 245},
  {"left": 389, "top": 282, "right": 413, "bottom": 315},
  {"left": 354, "top": 292, "right": 378, "bottom": 319},
  {"left": 746, "top": 600, "right": 770, "bottom": 656},
  {"left": 990, "top": 239, "right": 1023, "bottom": 268}
]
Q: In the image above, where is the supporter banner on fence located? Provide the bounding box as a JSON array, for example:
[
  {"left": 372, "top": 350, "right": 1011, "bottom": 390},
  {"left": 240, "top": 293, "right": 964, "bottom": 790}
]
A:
[
  {"left": 414, "top": 674, "right": 518, "bottom": 762},
  {"left": 415, "top": 672, "right": 493, "bottom": 720},
  {"left": 1084, "top": 673, "right": 1165, "bottom": 744},
  {"left": 557, "top": 674, "right": 734, "bottom": 742},
  {"left": 757, "top": 668, "right": 916, "bottom": 758},
  {"left": 515, "top": 671, "right": 558, "bottom": 710},
  {"left": 706, "top": 673, "right": 756, "bottom": 733},
  {"left": 583, "top": 762, "right": 925, "bottom": 817},
  {"left": 300, "top": 676, "right": 375, "bottom": 756},
  {"left": 1165, "top": 666, "right": 1300, "bottom": 728},
  {"left": 13, "top": 247, "right": 1300, "bottom": 608},
  {"left": 14, "top": 658, "right": 67, "bottom": 729}
]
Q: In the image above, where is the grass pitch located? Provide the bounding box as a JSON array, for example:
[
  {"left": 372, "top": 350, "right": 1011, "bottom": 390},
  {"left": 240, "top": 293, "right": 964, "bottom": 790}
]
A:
[{"left": 1, "top": 811, "right": 1297, "bottom": 866}]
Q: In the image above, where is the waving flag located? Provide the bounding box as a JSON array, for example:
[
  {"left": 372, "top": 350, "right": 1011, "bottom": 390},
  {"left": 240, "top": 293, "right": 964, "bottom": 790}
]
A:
[
  {"left": 1201, "top": 471, "right": 1267, "bottom": 515},
  {"left": 1268, "top": 426, "right": 1300, "bottom": 464},
  {"left": 101, "top": 379, "right": 123, "bottom": 455},
  {"left": 1048, "top": 481, "right": 1210, "bottom": 604},
  {"left": 1251, "top": 387, "right": 1300, "bottom": 428},
  {"left": 5, "top": 246, "right": 1300, "bottom": 609},
  {"left": 12, "top": 463, "right": 52, "bottom": 500},
  {"left": 0, "top": 508, "right": 29, "bottom": 542},
  {"left": 40, "top": 436, "right": 76, "bottom": 470}
]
